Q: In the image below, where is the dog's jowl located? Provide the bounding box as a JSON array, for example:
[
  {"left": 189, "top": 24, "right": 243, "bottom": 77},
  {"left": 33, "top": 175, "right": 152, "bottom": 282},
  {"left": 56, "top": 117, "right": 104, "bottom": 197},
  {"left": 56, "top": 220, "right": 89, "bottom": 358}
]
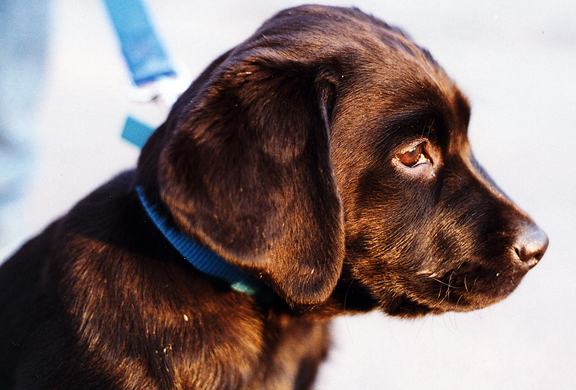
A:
[{"left": 0, "top": 5, "right": 548, "bottom": 389}]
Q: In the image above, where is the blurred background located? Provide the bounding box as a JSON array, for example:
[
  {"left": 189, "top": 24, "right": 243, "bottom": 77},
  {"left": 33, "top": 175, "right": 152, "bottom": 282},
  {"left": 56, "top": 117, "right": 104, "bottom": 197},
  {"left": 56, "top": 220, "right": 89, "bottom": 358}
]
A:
[{"left": 1, "top": 0, "right": 574, "bottom": 388}]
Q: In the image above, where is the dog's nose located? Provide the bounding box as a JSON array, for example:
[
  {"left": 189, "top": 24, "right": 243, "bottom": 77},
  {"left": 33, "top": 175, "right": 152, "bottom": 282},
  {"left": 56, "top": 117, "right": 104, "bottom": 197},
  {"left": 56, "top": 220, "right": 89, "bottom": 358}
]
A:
[{"left": 513, "top": 223, "right": 549, "bottom": 268}]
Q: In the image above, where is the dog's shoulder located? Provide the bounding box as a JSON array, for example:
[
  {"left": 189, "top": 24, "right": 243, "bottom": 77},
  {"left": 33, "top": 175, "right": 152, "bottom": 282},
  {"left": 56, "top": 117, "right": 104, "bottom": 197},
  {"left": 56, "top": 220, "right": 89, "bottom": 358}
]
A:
[{"left": 0, "top": 169, "right": 328, "bottom": 388}]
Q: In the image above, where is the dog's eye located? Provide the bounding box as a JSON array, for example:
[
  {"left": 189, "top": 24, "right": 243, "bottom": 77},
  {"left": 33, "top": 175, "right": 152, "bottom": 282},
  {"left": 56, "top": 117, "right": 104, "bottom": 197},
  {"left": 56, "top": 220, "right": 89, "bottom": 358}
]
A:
[{"left": 397, "top": 143, "right": 430, "bottom": 168}]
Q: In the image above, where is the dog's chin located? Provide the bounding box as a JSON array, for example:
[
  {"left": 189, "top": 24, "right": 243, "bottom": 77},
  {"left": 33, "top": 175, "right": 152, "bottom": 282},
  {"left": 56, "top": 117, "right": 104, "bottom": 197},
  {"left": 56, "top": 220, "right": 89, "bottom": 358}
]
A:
[
  {"left": 379, "top": 295, "right": 443, "bottom": 318},
  {"left": 378, "top": 273, "right": 528, "bottom": 319},
  {"left": 380, "top": 293, "right": 506, "bottom": 319}
]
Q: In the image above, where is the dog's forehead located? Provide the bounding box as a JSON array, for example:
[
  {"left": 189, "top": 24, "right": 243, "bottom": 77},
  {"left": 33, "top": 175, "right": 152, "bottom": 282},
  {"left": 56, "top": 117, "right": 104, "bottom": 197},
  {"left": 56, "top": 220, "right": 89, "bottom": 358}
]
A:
[
  {"left": 331, "top": 50, "right": 471, "bottom": 153},
  {"left": 263, "top": 6, "right": 471, "bottom": 138},
  {"left": 343, "top": 35, "right": 471, "bottom": 154}
]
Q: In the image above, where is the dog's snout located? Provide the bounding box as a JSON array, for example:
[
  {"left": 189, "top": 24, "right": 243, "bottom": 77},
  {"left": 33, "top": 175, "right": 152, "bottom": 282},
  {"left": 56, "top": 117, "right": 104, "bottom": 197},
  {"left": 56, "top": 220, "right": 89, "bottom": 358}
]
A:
[{"left": 513, "top": 223, "right": 549, "bottom": 268}]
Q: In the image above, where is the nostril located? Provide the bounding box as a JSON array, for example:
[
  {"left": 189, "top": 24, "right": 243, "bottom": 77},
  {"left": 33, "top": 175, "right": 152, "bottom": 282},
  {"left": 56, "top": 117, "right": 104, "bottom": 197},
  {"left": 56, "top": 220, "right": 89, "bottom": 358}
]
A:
[{"left": 513, "top": 224, "right": 549, "bottom": 268}]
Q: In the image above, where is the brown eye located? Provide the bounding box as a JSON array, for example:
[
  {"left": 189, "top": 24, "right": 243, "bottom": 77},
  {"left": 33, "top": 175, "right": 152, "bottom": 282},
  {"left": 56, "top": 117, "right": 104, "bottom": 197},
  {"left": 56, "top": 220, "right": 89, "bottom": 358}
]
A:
[{"left": 397, "top": 143, "right": 429, "bottom": 167}]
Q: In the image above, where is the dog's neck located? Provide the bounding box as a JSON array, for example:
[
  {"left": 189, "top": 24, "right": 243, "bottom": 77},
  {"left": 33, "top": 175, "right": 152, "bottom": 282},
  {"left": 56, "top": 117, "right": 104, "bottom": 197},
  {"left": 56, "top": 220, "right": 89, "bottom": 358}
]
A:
[{"left": 136, "top": 186, "right": 275, "bottom": 305}]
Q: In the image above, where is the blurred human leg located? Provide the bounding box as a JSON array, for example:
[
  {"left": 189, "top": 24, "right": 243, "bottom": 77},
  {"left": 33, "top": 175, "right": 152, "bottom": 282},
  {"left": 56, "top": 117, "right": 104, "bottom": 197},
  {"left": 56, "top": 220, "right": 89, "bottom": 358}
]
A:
[{"left": 0, "top": 0, "right": 49, "bottom": 254}]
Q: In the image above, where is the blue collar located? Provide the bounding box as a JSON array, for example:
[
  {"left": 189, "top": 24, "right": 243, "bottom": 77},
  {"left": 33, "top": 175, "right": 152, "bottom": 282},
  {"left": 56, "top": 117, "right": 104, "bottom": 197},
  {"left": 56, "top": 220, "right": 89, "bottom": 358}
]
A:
[{"left": 136, "top": 186, "right": 274, "bottom": 305}]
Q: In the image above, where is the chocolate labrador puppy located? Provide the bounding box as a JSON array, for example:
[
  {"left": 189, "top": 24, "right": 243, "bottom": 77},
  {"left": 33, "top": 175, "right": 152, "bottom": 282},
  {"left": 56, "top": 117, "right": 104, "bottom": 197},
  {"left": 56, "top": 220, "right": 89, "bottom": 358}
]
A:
[{"left": 0, "top": 5, "right": 548, "bottom": 389}]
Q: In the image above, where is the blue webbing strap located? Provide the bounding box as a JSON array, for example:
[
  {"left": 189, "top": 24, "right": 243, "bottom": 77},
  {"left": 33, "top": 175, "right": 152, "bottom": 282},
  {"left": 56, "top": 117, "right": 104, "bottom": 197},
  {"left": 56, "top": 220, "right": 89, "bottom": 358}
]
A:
[
  {"left": 102, "top": 0, "right": 176, "bottom": 86},
  {"left": 121, "top": 116, "right": 155, "bottom": 148},
  {"left": 104, "top": 5, "right": 275, "bottom": 304},
  {"left": 103, "top": 0, "right": 189, "bottom": 147}
]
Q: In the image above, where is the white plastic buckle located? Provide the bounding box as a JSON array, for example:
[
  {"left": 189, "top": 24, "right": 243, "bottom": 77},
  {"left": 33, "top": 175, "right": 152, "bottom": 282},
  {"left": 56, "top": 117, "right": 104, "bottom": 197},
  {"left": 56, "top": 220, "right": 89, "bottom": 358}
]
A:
[{"left": 128, "top": 66, "right": 192, "bottom": 107}]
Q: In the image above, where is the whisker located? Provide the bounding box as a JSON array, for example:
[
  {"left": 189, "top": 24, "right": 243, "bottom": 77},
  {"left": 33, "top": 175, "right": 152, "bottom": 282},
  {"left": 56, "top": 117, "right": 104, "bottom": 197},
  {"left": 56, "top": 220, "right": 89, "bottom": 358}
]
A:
[
  {"left": 455, "top": 294, "right": 463, "bottom": 307},
  {"left": 343, "top": 280, "right": 354, "bottom": 311}
]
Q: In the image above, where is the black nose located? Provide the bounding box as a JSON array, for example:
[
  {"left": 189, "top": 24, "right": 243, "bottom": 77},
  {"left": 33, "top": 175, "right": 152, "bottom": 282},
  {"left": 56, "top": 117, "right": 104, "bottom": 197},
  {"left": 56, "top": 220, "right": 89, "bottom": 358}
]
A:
[{"left": 513, "top": 223, "right": 549, "bottom": 268}]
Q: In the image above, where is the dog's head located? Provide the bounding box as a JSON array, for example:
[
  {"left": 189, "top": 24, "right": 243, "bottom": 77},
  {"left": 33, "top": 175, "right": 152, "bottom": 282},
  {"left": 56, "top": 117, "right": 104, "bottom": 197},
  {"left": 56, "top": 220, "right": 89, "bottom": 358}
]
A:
[{"left": 137, "top": 5, "right": 548, "bottom": 316}]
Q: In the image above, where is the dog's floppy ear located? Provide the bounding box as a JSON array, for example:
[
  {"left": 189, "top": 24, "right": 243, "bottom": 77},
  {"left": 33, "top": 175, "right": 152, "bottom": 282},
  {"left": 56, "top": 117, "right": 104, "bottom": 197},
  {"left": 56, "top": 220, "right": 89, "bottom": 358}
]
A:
[{"left": 154, "top": 49, "right": 344, "bottom": 307}]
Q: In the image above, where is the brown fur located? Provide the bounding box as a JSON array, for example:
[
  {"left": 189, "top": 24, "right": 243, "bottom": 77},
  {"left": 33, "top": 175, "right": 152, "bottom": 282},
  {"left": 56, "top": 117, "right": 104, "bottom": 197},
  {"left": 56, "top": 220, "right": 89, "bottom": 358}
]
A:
[{"left": 0, "top": 5, "right": 547, "bottom": 389}]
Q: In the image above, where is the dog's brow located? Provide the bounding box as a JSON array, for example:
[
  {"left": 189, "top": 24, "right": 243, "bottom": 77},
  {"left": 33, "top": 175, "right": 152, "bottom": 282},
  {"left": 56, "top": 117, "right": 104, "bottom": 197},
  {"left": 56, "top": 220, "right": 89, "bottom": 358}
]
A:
[{"left": 381, "top": 108, "right": 438, "bottom": 138}]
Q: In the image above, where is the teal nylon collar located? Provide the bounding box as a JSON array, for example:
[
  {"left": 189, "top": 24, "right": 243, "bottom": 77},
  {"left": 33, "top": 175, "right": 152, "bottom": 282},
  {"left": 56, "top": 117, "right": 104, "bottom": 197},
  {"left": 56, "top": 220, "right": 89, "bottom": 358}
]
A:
[{"left": 136, "top": 186, "right": 274, "bottom": 305}]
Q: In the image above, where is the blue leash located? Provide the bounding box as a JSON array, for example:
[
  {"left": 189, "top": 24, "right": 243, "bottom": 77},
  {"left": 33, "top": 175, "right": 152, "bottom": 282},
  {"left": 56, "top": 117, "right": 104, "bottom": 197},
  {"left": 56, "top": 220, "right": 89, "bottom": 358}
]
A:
[
  {"left": 103, "top": 0, "right": 188, "bottom": 148},
  {"left": 102, "top": 0, "right": 176, "bottom": 86},
  {"left": 121, "top": 116, "right": 155, "bottom": 148}
]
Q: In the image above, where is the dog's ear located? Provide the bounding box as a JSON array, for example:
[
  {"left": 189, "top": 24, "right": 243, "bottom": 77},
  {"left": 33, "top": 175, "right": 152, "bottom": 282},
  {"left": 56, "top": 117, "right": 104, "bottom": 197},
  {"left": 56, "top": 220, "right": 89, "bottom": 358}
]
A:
[{"left": 155, "top": 50, "right": 344, "bottom": 307}]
